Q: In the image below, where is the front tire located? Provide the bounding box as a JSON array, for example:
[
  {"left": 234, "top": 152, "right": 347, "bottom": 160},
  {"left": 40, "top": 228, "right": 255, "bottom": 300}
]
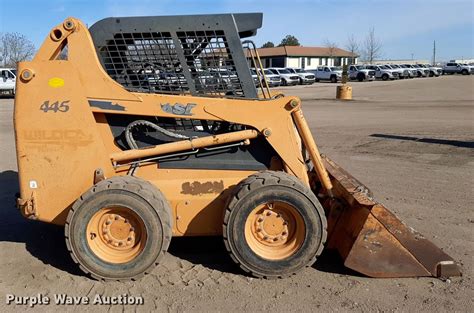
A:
[
  {"left": 65, "top": 176, "right": 172, "bottom": 281},
  {"left": 382, "top": 74, "right": 389, "bottom": 81},
  {"left": 357, "top": 73, "right": 365, "bottom": 82},
  {"left": 330, "top": 75, "right": 337, "bottom": 83},
  {"left": 223, "top": 171, "right": 327, "bottom": 278},
  {"left": 462, "top": 69, "right": 468, "bottom": 75}
]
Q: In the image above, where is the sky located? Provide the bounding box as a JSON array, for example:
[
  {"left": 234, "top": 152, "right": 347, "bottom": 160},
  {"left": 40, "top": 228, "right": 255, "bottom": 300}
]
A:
[{"left": 0, "top": 0, "right": 473, "bottom": 61}]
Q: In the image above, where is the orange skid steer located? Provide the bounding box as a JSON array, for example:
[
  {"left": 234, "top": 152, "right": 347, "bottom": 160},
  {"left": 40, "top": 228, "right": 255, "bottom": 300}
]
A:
[{"left": 14, "top": 14, "right": 460, "bottom": 280}]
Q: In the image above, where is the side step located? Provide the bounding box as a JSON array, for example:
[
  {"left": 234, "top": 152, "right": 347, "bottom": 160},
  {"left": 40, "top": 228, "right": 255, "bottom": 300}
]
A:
[{"left": 320, "top": 155, "right": 461, "bottom": 278}]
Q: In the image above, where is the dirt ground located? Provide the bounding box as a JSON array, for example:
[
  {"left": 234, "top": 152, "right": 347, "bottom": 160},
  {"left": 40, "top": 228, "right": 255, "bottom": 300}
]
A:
[{"left": 0, "top": 75, "right": 473, "bottom": 312}]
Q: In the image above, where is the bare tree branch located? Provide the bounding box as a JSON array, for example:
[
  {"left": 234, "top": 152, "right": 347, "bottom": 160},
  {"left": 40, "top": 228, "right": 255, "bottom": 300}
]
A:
[
  {"left": 345, "top": 34, "right": 359, "bottom": 64},
  {"left": 363, "top": 27, "right": 382, "bottom": 64},
  {"left": 0, "top": 32, "right": 35, "bottom": 67},
  {"left": 324, "top": 38, "right": 338, "bottom": 57}
]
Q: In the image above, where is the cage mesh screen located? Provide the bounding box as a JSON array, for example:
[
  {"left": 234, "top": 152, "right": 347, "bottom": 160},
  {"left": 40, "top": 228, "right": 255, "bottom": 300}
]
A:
[
  {"left": 98, "top": 32, "right": 188, "bottom": 94},
  {"left": 97, "top": 30, "right": 245, "bottom": 97},
  {"left": 177, "top": 30, "right": 244, "bottom": 97}
]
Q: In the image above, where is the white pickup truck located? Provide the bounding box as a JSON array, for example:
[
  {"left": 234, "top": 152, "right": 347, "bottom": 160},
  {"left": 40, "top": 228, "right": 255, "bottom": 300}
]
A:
[
  {"left": 267, "top": 68, "right": 299, "bottom": 86},
  {"left": 285, "top": 68, "right": 316, "bottom": 85},
  {"left": 348, "top": 65, "right": 375, "bottom": 82},
  {"left": 402, "top": 64, "right": 429, "bottom": 77},
  {"left": 251, "top": 68, "right": 282, "bottom": 87},
  {"left": 417, "top": 64, "right": 442, "bottom": 77},
  {"left": 0, "top": 68, "right": 17, "bottom": 96},
  {"left": 310, "top": 66, "right": 342, "bottom": 83},
  {"left": 365, "top": 65, "right": 400, "bottom": 80}
]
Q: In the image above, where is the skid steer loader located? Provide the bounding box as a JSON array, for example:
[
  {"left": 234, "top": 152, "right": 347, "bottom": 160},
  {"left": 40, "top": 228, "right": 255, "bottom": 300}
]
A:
[{"left": 14, "top": 14, "right": 461, "bottom": 280}]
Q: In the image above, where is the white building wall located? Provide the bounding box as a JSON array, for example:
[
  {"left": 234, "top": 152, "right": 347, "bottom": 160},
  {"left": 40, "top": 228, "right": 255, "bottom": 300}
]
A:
[
  {"left": 305, "top": 57, "right": 319, "bottom": 70},
  {"left": 286, "top": 57, "right": 300, "bottom": 68},
  {"left": 260, "top": 56, "right": 357, "bottom": 69}
]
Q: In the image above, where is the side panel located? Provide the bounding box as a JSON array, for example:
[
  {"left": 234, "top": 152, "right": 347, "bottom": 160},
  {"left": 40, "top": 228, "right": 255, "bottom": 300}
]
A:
[
  {"left": 15, "top": 61, "right": 115, "bottom": 224},
  {"left": 135, "top": 167, "right": 256, "bottom": 236}
]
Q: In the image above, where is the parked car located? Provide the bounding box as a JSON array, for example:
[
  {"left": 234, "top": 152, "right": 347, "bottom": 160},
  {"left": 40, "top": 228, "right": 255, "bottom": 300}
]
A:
[
  {"left": 398, "top": 64, "right": 418, "bottom": 78},
  {"left": 285, "top": 68, "right": 316, "bottom": 85},
  {"left": 0, "top": 68, "right": 16, "bottom": 96},
  {"left": 402, "top": 64, "right": 428, "bottom": 77},
  {"left": 442, "top": 62, "right": 473, "bottom": 75},
  {"left": 417, "top": 64, "right": 442, "bottom": 77},
  {"left": 267, "top": 68, "right": 299, "bottom": 86},
  {"left": 384, "top": 64, "right": 409, "bottom": 79},
  {"left": 348, "top": 65, "right": 375, "bottom": 82},
  {"left": 365, "top": 65, "right": 400, "bottom": 80},
  {"left": 252, "top": 68, "right": 281, "bottom": 87},
  {"left": 195, "top": 69, "right": 219, "bottom": 91},
  {"left": 210, "top": 69, "right": 240, "bottom": 92},
  {"left": 250, "top": 69, "right": 260, "bottom": 86},
  {"left": 310, "top": 66, "right": 342, "bottom": 83}
]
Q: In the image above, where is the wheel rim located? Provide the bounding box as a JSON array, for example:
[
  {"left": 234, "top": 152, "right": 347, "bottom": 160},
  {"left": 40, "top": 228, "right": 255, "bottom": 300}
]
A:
[
  {"left": 86, "top": 206, "right": 147, "bottom": 264},
  {"left": 244, "top": 201, "right": 305, "bottom": 260}
]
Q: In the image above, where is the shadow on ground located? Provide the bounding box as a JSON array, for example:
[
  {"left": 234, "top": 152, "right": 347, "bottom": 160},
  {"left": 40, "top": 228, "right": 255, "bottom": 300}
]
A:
[
  {"left": 0, "top": 170, "right": 84, "bottom": 277},
  {"left": 371, "top": 133, "right": 474, "bottom": 148},
  {"left": 0, "top": 170, "right": 355, "bottom": 279}
]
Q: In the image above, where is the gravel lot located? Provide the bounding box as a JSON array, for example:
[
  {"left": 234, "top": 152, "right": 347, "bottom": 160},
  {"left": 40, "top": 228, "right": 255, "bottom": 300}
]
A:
[{"left": 0, "top": 75, "right": 473, "bottom": 312}]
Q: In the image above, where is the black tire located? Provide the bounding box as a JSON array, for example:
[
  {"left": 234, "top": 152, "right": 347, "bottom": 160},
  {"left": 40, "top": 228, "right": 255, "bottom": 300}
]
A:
[
  {"left": 429, "top": 71, "right": 434, "bottom": 77},
  {"left": 330, "top": 75, "right": 337, "bottom": 83},
  {"left": 315, "top": 78, "right": 320, "bottom": 82},
  {"left": 282, "top": 79, "right": 287, "bottom": 86},
  {"left": 223, "top": 171, "right": 327, "bottom": 278},
  {"left": 462, "top": 69, "right": 468, "bottom": 75},
  {"left": 382, "top": 73, "right": 389, "bottom": 81},
  {"left": 65, "top": 176, "right": 172, "bottom": 281},
  {"left": 357, "top": 73, "right": 365, "bottom": 82},
  {"left": 417, "top": 71, "right": 423, "bottom": 77}
]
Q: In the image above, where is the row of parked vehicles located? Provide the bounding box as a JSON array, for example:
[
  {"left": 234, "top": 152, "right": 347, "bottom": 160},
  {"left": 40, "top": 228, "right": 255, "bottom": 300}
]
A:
[
  {"left": 2, "top": 61, "right": 474, "bottom": 96},
  {"left": 250, "top": 62, "right": 474, "bottom": 87}
]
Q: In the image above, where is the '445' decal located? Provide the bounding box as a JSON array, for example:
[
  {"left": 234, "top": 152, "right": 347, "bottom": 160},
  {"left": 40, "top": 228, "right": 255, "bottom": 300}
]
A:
[{"left": 40, "top": 100, "right": 70, "bottom": 113}]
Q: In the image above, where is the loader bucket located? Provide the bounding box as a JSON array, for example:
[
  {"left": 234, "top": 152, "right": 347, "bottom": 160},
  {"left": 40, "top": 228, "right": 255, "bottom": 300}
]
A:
[{"left": 320, "top": 156, "right": 461, "bottom": 278}]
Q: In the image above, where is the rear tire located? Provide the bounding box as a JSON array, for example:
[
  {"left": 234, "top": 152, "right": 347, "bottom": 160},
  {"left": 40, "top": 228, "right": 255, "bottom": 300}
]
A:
[
  {"left": 65, "top": 176, "right": 172, "bottom": 281},
  {"left": 223, "top": 171, "right": 327, "bottom": 278}
]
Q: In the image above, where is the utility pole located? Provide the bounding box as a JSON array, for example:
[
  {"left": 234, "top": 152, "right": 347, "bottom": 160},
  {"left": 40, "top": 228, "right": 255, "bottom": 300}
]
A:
[{"left": 432, "top": 40, "right": 436, "bottom": 66}]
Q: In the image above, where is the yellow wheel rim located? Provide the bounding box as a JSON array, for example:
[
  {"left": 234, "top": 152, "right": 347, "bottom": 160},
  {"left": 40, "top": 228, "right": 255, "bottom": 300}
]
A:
[
  {"left": 86, "top": 207, "right": 147, "bottom": 264},
  {"left": 244, "top": 201, "right": 305, "bottom": 260}
]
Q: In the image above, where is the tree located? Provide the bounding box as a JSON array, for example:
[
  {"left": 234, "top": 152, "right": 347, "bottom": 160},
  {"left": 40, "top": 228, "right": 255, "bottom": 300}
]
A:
[
  {"left": 0, "top": 32, "right": 35, "bottom": 67},
  {"left": 345, "top": 34, "right": 359, "bottom": 64},
  {"left": 261, "top": 41, "right": 275, "bottom": 48},
  {"left": 362, "top": 27, "right": 382, "bottom": 64},
  {"left": 278, "top": 35, "right": 300, "bottom": 47},
  {"left": 324, "top": 39, "right": 338, "bottom": 57}
]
